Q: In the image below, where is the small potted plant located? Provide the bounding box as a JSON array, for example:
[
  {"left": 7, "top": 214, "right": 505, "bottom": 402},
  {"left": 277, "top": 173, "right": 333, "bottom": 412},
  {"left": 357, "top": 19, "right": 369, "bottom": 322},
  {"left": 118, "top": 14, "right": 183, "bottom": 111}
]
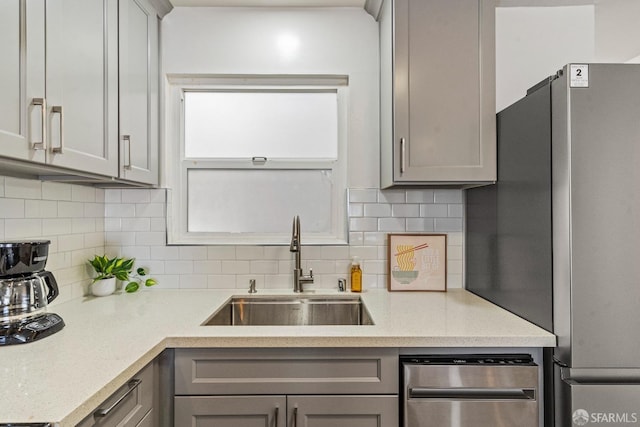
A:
[{"left": 89, "top": 255, "right": 157, "bottom": 296}]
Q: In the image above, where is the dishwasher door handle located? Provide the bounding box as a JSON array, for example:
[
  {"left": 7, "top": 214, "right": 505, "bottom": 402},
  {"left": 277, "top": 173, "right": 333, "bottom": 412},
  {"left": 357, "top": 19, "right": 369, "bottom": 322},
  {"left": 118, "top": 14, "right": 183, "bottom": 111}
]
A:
[{"left": 409, "top": 387, "right": 536, "bottom": 400}]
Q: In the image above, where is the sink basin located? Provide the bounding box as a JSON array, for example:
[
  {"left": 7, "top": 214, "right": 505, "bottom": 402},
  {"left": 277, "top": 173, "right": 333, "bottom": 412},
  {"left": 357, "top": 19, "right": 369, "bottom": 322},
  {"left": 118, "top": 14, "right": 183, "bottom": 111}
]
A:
[{"left": 203, "top": 295, "right": 374, "bottom": 326}]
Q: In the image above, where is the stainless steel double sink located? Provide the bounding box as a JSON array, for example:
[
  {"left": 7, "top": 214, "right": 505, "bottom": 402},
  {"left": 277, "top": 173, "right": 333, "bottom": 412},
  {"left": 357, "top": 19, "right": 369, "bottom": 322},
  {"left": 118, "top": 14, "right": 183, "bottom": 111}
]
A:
[{"left": 203, "top": 295, "right": 374, "bottom": 326}]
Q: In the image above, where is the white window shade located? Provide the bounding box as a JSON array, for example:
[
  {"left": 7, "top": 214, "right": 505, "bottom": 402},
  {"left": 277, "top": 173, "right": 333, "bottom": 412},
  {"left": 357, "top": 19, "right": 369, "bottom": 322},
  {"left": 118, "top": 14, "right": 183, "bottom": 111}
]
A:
[
  {"left": 184, "top": 91, "right": 338, "bottom": 159},
  {"left": 187, "top": 169, "right": 333, "bottom": 234}
]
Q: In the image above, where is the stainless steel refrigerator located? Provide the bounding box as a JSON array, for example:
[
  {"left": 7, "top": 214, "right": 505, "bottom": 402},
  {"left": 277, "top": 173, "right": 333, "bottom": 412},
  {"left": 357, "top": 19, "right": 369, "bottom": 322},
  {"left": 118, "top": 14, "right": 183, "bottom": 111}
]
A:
[{"left": 466, "top": 63, "right": 640, "bottom": 427}]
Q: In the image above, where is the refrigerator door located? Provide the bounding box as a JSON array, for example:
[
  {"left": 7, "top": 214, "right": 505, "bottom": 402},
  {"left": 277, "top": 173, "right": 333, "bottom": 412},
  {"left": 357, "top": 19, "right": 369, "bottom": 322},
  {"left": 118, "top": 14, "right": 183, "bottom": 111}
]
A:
[
  {"left": 552, "top": 64, "right": 640, "bottom": 368},
  {"left": 555, "top": 366, "right": 640, "bottom": 427}
]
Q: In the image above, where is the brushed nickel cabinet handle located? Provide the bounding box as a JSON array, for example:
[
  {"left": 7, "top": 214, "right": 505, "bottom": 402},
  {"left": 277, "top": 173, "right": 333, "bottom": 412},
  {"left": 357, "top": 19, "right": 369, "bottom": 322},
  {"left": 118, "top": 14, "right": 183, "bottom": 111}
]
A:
[
  {"left": 274, "top": 407, "right": 279, "bottom": 427},
  {"left": 123, "top": 135, "right": 132, "bottom": 170},
  {"left": 293, "top": 407, "right": 298, "bottom": 427},
  {"left": 31, "top": 98, "right": 46, "bottom": 151},
  {"left": 51, "top": 106, "right": 64, "bottom": 154},
  {"left": 400, "top": 137, "right": 406, "bottom": 174},
  {"left": 93, "top": 378, "right": 142, "bottom": 418}
]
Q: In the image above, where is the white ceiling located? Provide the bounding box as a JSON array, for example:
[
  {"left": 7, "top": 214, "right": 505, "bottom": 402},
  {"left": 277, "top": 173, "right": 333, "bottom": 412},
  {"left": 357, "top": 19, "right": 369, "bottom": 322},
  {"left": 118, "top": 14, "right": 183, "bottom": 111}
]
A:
[{"left": 170, "top": 0, "right": 365, "bottom": 6}]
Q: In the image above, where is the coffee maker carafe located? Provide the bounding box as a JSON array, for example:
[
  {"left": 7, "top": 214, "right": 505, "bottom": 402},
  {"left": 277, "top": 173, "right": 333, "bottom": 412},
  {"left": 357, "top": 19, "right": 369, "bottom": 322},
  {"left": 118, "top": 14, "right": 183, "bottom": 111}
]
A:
[{"left": 0, "top": 240, "right": 65, "bottom": 345}]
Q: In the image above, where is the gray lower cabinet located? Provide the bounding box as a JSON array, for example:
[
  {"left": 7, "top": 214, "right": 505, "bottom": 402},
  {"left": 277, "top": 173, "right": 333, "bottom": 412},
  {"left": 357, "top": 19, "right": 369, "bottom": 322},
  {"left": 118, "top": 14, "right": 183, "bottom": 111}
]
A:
[
  {"left": 175, "top": 395, "right": 398, "bottom": 427},
  {"left": 174, "top": 348, "right": 399, "bottom": 427},
  {"left": 77, "top": 359, "right": 156, "bottom": 427}
]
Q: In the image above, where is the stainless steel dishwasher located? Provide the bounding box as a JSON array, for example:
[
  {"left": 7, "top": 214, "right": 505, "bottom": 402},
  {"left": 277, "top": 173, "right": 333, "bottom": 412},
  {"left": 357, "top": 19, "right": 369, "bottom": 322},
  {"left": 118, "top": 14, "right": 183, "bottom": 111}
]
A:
[{"left": 401, "top": 354, "right": 539, "bottom": 427}]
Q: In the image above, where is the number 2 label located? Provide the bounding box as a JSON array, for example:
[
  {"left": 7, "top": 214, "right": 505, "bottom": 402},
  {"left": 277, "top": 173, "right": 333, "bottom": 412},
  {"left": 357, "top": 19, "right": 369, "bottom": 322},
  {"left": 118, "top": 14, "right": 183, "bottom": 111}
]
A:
[{"left": 570, "top": 64, "right": 589, "bottom": 87}]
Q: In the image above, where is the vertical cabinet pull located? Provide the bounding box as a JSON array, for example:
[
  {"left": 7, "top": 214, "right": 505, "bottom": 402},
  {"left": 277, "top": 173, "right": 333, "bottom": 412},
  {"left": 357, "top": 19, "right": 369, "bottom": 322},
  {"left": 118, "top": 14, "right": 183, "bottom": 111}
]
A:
[
  {"left": 31, "top": 98, "right": 46, "bottom": 151},
  {"left": 293, "top": 407, "right": 298, "bottom": 427},
  {"left": 123, "top": 135, "right": 132, "bottom": 170},
  {"left": 274, "top": 407, "right": 279, "bottom": 427},
  {"left": 400, "top": 137, "right": 406, "bottom": 174},
  {"left": 51, "top": 106, "right": 64, "bottom": 154}
]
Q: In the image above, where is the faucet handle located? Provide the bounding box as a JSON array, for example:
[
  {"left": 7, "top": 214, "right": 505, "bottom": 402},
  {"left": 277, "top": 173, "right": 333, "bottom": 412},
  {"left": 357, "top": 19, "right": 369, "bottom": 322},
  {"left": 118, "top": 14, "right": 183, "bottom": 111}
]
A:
[{"left": 309, "top": 268, "right": 313, "bottom": 278}]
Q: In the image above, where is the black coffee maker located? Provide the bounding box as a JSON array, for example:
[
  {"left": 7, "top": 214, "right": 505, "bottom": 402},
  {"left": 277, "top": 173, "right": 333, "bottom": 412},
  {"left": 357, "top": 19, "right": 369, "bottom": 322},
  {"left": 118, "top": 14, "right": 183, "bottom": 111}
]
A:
[{"left": 0, "top": 240, "right": 65, "bottom": 345}]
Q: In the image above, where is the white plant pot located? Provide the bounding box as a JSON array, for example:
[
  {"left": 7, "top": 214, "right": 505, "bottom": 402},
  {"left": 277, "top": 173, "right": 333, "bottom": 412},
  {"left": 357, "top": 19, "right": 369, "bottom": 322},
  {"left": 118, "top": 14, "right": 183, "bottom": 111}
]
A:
[{"left": 92, "top": 277, "right": 116, "bottom": 297}]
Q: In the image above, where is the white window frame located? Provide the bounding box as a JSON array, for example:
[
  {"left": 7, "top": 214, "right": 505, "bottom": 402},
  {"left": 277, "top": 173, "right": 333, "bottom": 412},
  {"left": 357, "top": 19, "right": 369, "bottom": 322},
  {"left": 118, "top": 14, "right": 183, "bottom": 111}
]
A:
[{"left": 165, "top": 75, "right": 349, "bottom": 245}]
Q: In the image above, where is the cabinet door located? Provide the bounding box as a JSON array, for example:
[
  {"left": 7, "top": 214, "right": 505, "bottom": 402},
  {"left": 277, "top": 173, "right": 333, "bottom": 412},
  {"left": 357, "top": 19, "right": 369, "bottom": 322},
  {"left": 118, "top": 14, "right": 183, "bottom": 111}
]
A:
[
  {"left": 382, "top": 0, "right": 495, "bottom": 186},
  {"left": 45, "top": 0, "right": 119, "bottom": 176},
  {"left": 174, "top": 395, "right": 286, "bottom": 427},
  {"left": 0, "top": 0, "right": 46, "bottom": 163},
  {"left": 289, "top": 395, "right": 398, "bottom": 427},
  {"left": 76, "top": 360, "right": 155, "bottom": 427},
  {"left": 119, "top": 0, "right": 159, "bottom": 185}
]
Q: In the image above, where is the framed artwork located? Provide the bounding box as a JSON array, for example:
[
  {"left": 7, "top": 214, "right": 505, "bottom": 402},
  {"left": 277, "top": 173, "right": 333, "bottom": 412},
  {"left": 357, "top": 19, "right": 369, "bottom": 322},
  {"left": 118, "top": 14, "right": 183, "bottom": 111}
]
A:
[{"left": 387, "top": 233, "right": 447, "bottom": 292}]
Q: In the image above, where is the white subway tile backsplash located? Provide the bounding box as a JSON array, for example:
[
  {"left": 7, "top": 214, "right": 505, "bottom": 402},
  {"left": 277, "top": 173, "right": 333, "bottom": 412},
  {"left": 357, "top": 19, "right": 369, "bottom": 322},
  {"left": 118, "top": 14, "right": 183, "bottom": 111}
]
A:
[
  {"left": 320, "top": 246, "right": 349, "bottom": 260},
  {"left": 420, "top": 204, "right": 448, "bottom": 218},
  {"left": 179, "top": 274, "right": 208, "bottom": 289},
  {"left": 58, "top": 201, "right": 85, "bottom": 218},
  {"left": 434, "top": 218, "right": 463, "bottom": 232},
  {"left": 71, "top": 185, "right": 96, "bottom": 203},
  {"left": 363, "top": 232, "right": 386, "bottom": 246},
  {"left": 378, "top": 217, "right": 405, "bottom": 231},
  {"left": 151, "top": 246, "right": 180, "bottom": 260},
  {"left": 58, "top": 234, "right": 85, "bottom": 252},
  {"left": 236, "top": 246, "right": 264, "bottom": 260},
  {"left": 208, "top": 275, "right": 237, "bottom": 289},
  {"left": 84, "top": 202, "right": 104, "bottom": 218},
  {"left": 348, "top": 188, "right": 377, "bottom": 203},
  {"left": 106, "top": 203, "right": 135, "bottom": 218},
  {"left": 349, "top": 217, "right": 377, "bottom": 232},
  {"left": 348, "top": 203, "right": 364, "bottom": 217},
  {"left": 98, "top": 187, "right": 466, "bottom": 293},
  {"left": 250, "top": 260, "right": 278, "bottom": 274},
  {"left": 179, "top": 246, "right": 208, "bottom": 260},
  {"left": 194, "top": 260, "right": 222, "bottom": 274},
  {"left": 406, "top": 218, "right": 435, "bottom": 232},
  {"left": 135, "top": 232, "right": 166, "bottom": 246},
  {"left": 448, "top": 204, "right": 464, "bottom": 218},
  {"left": 165, "top": 260, "right": 194, "bottom": 274},
  {"left": 5, "top": 219, "right": 42, "bottom": 238},
  {"left": 406, "top": 189, "right": 434, "bottom": 203},
  {"left": 378, "top": 190, "right": 405, "bottom": 203},
  {"left": 363, "top": 203, "right": 391, "bottom": 217},
  {"left": 105, "top": 189, "right": 122, "bottom": 203},
  {"left": 135, "top": 203, "right": 164, "bottom": 218},
  {"left": 72, "top": 218, "right": 96, "bottom": 234},
  {"left": 0, "top": 219, "right": 4, "bottom": 240},
  {"left": 221, "top": 260, "right": 251, "bottom": 274},
  {"left": 25, "top": 200, "right": 58, "bottom": 218},
  {"left": 207, "top": 246, "right": 236, "bottom": 260},
  {"left": 349, "top": 232, "right": 364, "bottom": 245},
  {"left": 434, "top": 189, "right": 463, "bottom": 203},
  {"left": 42, "top": 182, "right": 72, "bottom": 201},
  {"left": 117, "top": 246, "right": 151, "bottom": 260},
  {"left": 0, "top": 198, "right": 25, "bottom": 218},
  {"left": 121, "top": 189, "right": 151, "bottom": 204},
  {"left": 391, "top": 204, "right": 419, "bottom": 217},
  {"left": 5, "top": 177, "right": 42, "bottom": 199}
]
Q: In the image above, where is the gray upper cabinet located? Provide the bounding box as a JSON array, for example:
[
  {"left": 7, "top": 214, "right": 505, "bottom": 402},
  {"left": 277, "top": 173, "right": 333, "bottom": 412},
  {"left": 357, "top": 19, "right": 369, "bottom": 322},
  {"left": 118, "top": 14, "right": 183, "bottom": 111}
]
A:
[
  {"left": 0, "top": 0, "right": 162, "bottom": 185},
  {"left": 45, "top": 0, "right": 119, "bottom": 177},
  {"left": 119, "top": 0, "right": 159, "bottom": 185},
  {"left": 0, "top": 1, "right": 46, "bottom": 164},
  {"left": 379, "top": 0, "right": 496, "bottom": 187}
]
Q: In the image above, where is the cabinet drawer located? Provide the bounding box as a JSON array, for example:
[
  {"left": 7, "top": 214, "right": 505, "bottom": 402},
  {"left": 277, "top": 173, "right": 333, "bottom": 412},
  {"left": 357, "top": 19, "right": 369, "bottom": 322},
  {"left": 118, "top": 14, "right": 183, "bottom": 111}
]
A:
[
  {"left": 175, "top": 348, "right": 398, "bottom": 395},
  {"left": 77, "top": 361, "right": 154, "bottom": 427},
  {"left": 175, "top": 395, "right": 286, "bottom": 426}
]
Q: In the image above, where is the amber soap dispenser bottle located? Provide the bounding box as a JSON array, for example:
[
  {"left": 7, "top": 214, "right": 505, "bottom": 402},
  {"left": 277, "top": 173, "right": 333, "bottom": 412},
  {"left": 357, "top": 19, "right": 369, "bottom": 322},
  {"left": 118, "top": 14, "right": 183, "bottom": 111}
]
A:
[{"left": 350, "top": 256, "right": 362, "bottom": 292}]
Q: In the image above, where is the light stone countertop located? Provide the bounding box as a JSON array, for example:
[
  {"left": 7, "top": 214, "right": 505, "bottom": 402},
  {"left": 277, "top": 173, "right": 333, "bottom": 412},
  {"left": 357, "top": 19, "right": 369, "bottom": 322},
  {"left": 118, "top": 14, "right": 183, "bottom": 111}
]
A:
[{"left": 0, "top": 288, "right": 555, "bottom": 425}]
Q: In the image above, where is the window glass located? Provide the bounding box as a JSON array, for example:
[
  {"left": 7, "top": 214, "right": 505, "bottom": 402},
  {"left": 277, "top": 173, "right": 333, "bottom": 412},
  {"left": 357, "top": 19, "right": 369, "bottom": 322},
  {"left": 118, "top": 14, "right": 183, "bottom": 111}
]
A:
[
  {"left": 184, "top": 91, "right": 338, "bottom": 159},
  {"left": 187, "top": 169, "right": 333, "bottom": 234}
]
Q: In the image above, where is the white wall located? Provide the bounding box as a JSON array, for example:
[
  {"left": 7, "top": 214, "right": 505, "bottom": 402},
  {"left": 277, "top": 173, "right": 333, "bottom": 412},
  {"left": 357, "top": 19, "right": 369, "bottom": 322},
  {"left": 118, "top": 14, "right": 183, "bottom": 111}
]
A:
[
  {"left": 496, "top": 5, "right": 595, "bottom": 111},
  {"left": 595, "top": 0, "right": 640, "bottom": 62},
  {"left": 161, "top": 7, "right": 380, "bottom": 188}
]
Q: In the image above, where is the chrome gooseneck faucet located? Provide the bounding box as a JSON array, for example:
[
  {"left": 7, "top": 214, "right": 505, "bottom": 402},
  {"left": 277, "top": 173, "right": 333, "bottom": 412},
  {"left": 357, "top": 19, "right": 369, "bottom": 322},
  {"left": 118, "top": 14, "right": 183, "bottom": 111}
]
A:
[{"left": 290, "top": 215, "right": 313, "bottom": 292}]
